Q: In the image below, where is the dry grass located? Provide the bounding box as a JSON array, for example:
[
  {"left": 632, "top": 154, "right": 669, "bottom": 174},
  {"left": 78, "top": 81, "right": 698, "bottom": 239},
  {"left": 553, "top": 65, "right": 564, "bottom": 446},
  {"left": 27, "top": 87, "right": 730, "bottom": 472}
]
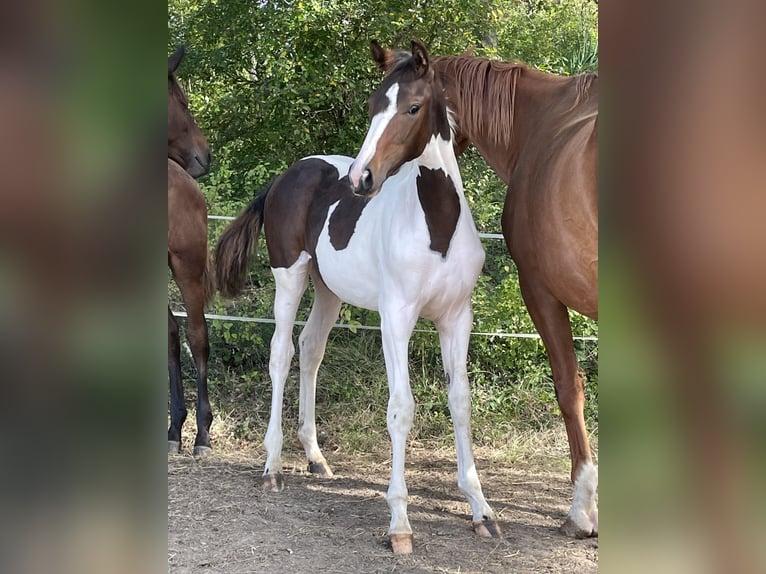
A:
[{"left": 171, "top": 408, "right": 597, "bottom": 474}]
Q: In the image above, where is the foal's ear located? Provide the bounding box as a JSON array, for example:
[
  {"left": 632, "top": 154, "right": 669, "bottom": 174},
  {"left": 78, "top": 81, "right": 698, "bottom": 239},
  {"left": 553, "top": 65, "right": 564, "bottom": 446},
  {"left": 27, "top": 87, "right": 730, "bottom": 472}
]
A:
[
  {"left": 411, "top": 39, "right": 429, "bottom": 76},
  {"left": 370, "top": 40, "right": 391, "bottom": 71},
  {"left": 168, "top": 46, "right": 186, "bottom": 75}
]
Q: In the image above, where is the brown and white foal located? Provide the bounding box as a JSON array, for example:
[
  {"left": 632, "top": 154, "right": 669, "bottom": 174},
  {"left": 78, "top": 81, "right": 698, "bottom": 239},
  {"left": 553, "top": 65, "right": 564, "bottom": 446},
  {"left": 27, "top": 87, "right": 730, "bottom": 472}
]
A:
[{"left": 216, "top": 39, "right": 500, "bottom": 554}]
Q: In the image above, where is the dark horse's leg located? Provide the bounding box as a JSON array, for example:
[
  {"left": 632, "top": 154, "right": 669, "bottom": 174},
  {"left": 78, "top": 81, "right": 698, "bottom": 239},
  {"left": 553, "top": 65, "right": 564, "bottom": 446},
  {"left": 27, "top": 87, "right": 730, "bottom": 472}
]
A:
[
  {"left": 168, "top": 306, "right": 187, "bottom": 453},
  {"left": 175, "top": 276, "right": 213, "bottom": 457},
  {"left": 518, "top": 271, "right": 598, "bottom": 538},
  {"left": 171, "top": 270, "right": 213, "bottom": 456}
]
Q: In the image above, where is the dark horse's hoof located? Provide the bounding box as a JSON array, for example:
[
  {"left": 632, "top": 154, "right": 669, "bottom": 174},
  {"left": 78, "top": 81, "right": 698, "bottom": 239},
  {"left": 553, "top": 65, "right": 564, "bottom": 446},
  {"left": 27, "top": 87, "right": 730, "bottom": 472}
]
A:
[
  {"left": 308, "top": 460, "right": 334, "bottom": 476},
  {"left": 193, "top": 445, "right": 213, "bottom": 458},
  {"left": 168, "top": 440, "right": 181, "bottom": 454},
  {"left": 263, "top": 473, "right": 284, "bottom": 492}
]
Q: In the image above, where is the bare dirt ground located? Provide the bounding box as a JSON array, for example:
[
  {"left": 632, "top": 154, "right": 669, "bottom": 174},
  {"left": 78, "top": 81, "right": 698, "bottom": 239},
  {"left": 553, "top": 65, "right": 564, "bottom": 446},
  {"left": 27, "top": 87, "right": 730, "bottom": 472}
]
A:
[{"left": 168, "top": 443, "right": 598, "bottom": 573}]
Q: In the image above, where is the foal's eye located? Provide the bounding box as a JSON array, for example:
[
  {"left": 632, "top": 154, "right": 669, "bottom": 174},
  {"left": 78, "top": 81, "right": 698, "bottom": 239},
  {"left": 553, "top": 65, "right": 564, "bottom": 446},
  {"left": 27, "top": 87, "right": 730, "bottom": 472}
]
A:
[{"left": 408, "top": 104, "right": 422, "bottom": 115}]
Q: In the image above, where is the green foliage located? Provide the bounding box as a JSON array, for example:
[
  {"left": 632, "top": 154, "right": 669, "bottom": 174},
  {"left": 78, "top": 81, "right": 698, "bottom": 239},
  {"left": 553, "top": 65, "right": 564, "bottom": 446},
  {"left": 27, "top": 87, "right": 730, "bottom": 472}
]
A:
[
  {"left": 169, "top": 0, "right": 599, "bottom": 448},
  {"left": 492, "top": 0, "right": 598, "bottom": 74}
]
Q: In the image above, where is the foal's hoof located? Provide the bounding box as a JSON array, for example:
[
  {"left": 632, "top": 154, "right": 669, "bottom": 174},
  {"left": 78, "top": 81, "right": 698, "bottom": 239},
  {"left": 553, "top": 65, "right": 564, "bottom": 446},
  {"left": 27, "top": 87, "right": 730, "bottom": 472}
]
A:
[
  {"left": 389, "top": 533, "right": 413, "bottom": 555},
  {"left": 168, "top": 440, "right": 181, "bottom": 454},
  {"left": 263, "top": 473, "right": 284, "bottom": 492},
  {"left": 560, "top": 513, "right": 598, "bottom": 538},
  {"left": 308, "top": 460, "right": 334, "bottom": 476},
  {"left": 473, "top": 519, "right": 503, "bottom": 538},
  {"left": 193, "top": 445, "right": 213, "bottom": 458}
]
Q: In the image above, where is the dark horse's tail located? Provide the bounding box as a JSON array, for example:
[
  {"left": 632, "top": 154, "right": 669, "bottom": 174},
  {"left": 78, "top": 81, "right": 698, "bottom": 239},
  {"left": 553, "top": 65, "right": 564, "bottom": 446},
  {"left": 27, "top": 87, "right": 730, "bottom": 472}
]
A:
[{"left": 214, "top": 183, "right": 272, "bottom": 299}]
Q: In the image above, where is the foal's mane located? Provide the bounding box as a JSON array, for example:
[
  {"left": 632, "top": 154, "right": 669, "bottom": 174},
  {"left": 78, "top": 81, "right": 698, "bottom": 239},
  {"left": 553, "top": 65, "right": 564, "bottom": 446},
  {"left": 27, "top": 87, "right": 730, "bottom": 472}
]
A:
[{"left": 434, "top": 55, "right": 597, "bottom": 148}]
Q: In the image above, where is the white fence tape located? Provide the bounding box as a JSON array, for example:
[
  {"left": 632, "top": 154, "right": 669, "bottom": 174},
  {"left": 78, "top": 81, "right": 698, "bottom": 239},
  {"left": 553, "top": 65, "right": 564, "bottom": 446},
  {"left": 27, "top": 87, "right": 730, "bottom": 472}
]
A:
[
  {"left": 189, "top": 215, "right": 598, "bottom": 343},
  {"left": 171, "top": 310, "right": 597, "bottom": 341}
]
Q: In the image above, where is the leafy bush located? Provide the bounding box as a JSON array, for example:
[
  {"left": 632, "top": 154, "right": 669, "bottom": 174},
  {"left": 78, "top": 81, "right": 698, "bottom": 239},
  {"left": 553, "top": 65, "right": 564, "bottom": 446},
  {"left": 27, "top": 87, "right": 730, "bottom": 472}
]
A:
[{"left": 169, "top": 0, "right": 599, "bottom": 449}]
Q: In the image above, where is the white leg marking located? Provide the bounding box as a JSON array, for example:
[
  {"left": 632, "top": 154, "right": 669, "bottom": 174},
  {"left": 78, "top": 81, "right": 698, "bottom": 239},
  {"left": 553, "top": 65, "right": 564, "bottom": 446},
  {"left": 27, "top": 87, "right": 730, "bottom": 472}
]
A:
[
  {"left": 297, "top": 281, "right": 342, "bottom": 472},
  {"left": 349, "top": 83, "right": 399, "bottom": 187},
  {"left": 380, "top": 304, "right": 418, "bottom": 537},
  {"left": 567, "top": 460, "right": 598, "bottom": 535},
  {"left": 263, "top": 252, "right": 311, "bottom": 478},
  {"left": 438, "top": 308, "right": 497, "bottom": 524}
]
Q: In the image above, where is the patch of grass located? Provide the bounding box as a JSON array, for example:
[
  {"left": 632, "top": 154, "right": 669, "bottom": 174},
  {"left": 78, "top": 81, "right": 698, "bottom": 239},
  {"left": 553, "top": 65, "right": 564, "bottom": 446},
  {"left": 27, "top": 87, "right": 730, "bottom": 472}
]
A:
[{"left": 170, "top": 317, "right": 598, "bottom": 464}]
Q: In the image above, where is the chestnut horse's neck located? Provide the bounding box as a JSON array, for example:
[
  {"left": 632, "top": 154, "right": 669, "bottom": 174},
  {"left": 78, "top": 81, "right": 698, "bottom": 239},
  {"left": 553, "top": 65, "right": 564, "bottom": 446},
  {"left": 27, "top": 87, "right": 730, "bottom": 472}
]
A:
[{"left": 434, "top": 56, "right": 596, "bottom": 185}]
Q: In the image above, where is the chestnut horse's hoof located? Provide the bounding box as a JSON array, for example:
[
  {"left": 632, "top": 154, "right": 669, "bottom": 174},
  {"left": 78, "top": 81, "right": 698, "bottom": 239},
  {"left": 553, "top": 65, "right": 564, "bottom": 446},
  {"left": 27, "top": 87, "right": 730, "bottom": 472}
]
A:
[
  {"left": 263, "top": 472, "right": 284, "bottom": 492},
  {"left": 168, "top": 440, "right": 181, "bottom": 454},
  {"left": 193, "top": 445, "right": 213, "bottom": 458},
  {"left": 473, "top": 519, "right": 503, "bottom": 538},
  {"left": 560, "top": 514, "right": 598, "bottom": 538},
  {"left": 308, "top": 460, "right": 334, "bottom": 476},
  {"left": 389, "top": 533, "right": 413, "bottom": 555}
]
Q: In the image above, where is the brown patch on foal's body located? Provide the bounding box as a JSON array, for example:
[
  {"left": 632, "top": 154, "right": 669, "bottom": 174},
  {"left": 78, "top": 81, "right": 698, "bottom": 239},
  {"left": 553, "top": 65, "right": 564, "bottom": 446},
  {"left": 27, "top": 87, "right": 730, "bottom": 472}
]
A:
[
  {"left": 262, "top": 158, "right": 366, "bottom": 270},
  {"left": 327, "top": 193, "right": 370, "bottom": 251},
  {"left": 416, "top": 167, "right": 461, "bottom": 257}
]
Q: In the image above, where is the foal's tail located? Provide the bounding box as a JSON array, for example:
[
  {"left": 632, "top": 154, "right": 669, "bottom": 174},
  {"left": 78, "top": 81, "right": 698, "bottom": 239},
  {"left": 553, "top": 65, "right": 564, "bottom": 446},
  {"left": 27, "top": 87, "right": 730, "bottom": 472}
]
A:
[{"left": 214, "top": 184, "right": 271, "bottom": 299}]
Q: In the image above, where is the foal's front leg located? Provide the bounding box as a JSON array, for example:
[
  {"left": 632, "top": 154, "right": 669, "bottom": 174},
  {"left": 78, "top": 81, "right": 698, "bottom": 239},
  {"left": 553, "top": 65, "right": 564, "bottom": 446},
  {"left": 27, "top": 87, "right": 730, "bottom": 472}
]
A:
[
  {"left": 263, "top": 252, "right": 311, "bottom": 491},
  {"left": 437, "top": 307, "right": 501, "bottom": 538},
  {"left": 380, "top": 305, "right": 419, "bottom": 555}
]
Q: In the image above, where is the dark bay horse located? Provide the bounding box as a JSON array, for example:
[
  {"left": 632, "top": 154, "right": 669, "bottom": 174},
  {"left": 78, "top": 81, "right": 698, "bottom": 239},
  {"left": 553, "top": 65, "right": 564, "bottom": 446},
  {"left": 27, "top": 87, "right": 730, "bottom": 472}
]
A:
[
  {"left": 432, "top": 54, "right": 598, "bottom": 537},
  {"left": 168, "top": 46, "right": 215, "bottom": 456},
  {"left": 216, "top": 40, "right": 500, "bottom": 554}
]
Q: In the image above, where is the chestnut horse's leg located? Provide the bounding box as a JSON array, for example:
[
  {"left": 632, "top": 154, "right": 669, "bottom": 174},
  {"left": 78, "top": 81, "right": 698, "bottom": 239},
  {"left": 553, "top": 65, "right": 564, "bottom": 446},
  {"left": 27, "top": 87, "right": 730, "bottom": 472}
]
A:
[
  {"left": 379, "top": 302, "right": 419, "bottom": 555},
  {"left": 297, "top": 274, "right": 342, "bottom": 476},
  {"left": 518, "top": 271, "right": 598, "bottom": 538},
  {"left": 263, "top": 251, "right": 311, "bottom": 492},
  {"left": 175, "top": 276, "right": 213, "bottom": 457},
  {"left": 168, "top": 306, "right": 187, "bottom": 453},
  {"left": 435, "top": 306, "right": 501, "bottom": 538}
]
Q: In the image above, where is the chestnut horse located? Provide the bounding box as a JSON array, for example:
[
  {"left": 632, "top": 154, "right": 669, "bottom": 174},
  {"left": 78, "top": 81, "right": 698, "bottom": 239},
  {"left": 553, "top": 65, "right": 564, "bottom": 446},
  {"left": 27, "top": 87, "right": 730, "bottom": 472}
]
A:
[
  {"left": 432, "top": 54, "right": 598, "bottom": 537},
  {"left": 167, "top": 46, "right": 215, "bottom": 456},
  {"left": 215, "top": 40, "right": 500, "bottom": 554}
]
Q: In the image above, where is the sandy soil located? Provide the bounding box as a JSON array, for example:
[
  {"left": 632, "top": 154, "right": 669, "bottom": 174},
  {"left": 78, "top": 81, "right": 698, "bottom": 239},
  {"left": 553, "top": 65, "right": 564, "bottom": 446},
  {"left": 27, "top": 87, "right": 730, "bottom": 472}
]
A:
[{"left": 168, "top": 446, "right": 597, "bottom": 573}]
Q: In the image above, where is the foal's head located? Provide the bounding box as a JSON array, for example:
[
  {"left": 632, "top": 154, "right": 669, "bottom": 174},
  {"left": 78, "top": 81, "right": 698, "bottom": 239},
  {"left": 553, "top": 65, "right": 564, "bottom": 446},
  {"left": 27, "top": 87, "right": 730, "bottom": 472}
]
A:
[
  {"left": 349, "top": 39, "right": 451, "bottom": 197},
  {"left": 168, "top": 46, "right": 211, "bottom": 178}
]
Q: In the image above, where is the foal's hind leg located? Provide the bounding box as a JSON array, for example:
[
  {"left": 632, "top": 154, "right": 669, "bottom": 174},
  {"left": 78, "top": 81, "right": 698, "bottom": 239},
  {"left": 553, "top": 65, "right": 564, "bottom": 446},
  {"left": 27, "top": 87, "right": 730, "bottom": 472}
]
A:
[
  {"left": 518, "top": 272, "right": 597, "bottom": 538},
  {"left": 168, "top": 306, "right": 187, "bottom": 454},
  {"left": 263, "top": 252, "right": 312, "bottom": 492},
  {"left": 175, "top": 275, "right": 213, "bottom": 457},
  {"left": 436, "top": 307, "right": 501, "bottom": 539},
  {"left": 297, "top": 275, "right": 341, "bottom": 476}
]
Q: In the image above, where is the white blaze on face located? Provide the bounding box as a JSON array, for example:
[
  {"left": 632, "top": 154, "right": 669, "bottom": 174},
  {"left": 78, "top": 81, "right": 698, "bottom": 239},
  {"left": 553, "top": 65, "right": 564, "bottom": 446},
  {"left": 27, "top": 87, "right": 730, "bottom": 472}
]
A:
[{"left": 349, "top": 83, "right": 399, "bottom": 187}]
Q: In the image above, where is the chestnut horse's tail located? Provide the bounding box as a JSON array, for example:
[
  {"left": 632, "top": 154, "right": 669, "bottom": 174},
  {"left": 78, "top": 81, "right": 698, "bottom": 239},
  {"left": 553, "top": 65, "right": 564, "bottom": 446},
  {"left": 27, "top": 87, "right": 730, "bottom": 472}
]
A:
[{"left": 214, "top": 184, "right": 271, "bottom": 299}]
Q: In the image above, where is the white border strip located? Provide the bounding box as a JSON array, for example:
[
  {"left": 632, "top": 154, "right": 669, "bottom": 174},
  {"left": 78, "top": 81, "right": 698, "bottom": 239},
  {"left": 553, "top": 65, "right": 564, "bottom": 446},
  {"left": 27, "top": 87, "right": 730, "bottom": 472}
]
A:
[{"left": 171, "top": 310, "right": 598, "bottom": 341}]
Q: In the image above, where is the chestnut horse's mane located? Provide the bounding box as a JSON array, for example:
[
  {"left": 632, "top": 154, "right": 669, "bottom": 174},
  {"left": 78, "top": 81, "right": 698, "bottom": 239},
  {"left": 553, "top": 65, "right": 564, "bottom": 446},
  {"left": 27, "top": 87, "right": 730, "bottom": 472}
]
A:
[{"left": 434, "top": 55, "right": 597, "bottom": 148}]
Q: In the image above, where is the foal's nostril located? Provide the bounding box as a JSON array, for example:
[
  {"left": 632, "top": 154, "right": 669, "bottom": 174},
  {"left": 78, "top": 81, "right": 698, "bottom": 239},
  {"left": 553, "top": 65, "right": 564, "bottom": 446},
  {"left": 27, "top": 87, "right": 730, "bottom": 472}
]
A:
[{"left": 361, "top": 169, "right": 373, "bottom": 193}]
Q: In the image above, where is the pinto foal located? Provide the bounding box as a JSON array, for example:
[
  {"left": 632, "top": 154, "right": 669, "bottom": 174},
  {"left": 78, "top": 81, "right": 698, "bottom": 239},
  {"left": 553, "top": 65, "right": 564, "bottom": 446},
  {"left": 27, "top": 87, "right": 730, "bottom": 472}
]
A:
[{"left": 216, "top": 40, "right": 500, "bottom": 554}]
